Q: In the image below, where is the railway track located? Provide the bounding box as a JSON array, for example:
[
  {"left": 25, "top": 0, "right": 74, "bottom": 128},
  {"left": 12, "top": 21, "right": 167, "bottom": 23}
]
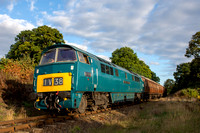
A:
[
  {"left": 1, "top": 97, "right": 197, "bottom": 132},
  {"left": 0, "top": 99, "right": 150, "bottom": 133},
  {"left": 0, "top": 108, "right": 112, "bottom": 133}
]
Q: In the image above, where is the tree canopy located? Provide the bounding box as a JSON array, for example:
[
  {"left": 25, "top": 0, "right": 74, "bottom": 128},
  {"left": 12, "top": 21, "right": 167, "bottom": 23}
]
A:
[
  {"left": 110, "top": 47, "right": 160, "bottom": 82},
  {"left": 151, "top": 71, "right": 160, "bottom": 83},
  {"left": 164, "top": 79, "right": 175, "bottom": 95},
  {"left": 6, "top": 25, "right": 64, "bottom": 64},
  {"left": 185, "top": 31, "right": 200, "bottom": 58},
  {"left": 173, "top": 31, "right": 200, "bottom": 92}
]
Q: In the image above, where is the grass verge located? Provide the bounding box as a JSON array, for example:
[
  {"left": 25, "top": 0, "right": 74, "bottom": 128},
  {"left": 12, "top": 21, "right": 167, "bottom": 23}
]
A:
[{"left": 90, "top": 100, "right": 200, "bottom": 133}]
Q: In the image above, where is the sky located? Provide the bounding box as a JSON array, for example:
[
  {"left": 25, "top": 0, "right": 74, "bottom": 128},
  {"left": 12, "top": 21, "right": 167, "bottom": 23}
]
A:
[{"left": 0, "top": 0, "right": 200, "bottom": 85}]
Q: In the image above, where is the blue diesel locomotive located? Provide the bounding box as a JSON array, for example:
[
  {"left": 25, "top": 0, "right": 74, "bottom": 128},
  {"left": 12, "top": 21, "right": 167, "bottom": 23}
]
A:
[{"left": 33, "top": 43, "right": 144, "bottom": 113}]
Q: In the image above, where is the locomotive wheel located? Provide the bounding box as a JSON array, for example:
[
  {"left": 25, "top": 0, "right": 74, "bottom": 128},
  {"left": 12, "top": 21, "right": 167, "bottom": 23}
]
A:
[{"left": 78, "top": 95, "right": 87, "bottom": 113}]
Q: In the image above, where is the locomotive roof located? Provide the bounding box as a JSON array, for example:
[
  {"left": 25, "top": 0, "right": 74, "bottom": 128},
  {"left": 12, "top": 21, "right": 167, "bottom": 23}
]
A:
[{"left": 43, "top": 43, "right": 139, "bottom": 77}]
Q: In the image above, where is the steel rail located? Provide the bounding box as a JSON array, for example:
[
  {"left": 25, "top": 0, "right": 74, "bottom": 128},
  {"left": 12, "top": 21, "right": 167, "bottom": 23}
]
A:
[{"left": 0, "top": 101, "right": 142, "bottom": 133}]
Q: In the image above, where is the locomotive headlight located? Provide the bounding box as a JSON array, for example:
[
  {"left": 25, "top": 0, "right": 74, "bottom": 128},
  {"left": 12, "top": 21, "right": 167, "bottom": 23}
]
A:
[
  {"left": 71, "top": 65, "right": 74, "bottom": 70},
  {"left": 36, "top": 69, "right": 39, "bottom": 73}
]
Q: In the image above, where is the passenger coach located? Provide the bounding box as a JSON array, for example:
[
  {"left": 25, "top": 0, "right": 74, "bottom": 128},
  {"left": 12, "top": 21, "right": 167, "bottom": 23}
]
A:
[{"left": 33, "top": 43, "right": 144, "bottom": 113}]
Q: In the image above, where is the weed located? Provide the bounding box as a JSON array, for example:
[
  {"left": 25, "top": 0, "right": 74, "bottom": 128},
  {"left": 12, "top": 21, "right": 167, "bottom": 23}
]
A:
[
  {"left": 90, "top": 101, "right": 200, "bottom": 133},
  {"left": 70, "top": 125, "right": 81, "bottom": 133}
]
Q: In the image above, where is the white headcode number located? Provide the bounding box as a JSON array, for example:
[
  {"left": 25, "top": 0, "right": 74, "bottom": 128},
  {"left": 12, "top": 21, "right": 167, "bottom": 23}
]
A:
[
  {"left": 43, "top": 78, "right": 52, "bottom": 86},
  {"left": 54, "top": 77, "right": 63, "bottom": 86}
]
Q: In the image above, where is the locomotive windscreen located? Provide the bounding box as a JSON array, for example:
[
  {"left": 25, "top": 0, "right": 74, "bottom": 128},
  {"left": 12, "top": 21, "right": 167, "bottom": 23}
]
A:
[{"left": 39, "top": 48, "right": 77, "bottom": 65}]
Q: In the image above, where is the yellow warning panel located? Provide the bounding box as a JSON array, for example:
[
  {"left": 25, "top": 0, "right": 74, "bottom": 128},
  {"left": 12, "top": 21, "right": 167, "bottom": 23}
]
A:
[{"left": 37, "top": 73, "right": 72, "bottom": 92}]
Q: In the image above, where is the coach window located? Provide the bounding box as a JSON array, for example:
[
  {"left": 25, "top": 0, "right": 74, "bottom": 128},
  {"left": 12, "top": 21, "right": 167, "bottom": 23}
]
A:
[
  {"left": 106, "top": 65, "right": 110, "bottom": 74},
  {"left": 115, "top": 69, "right": 119, "bottom": 77},
  {"left": 110, "top": 67, "right": 113, "bottom": 75},
  {"left": 78, "top": 52, "right": 90, "bottom": 64},
  {"left": 101, "top": 64, "right": 105, "bottom": 73},
  {"left": 125, "top": 73, "right": 127, "bottom": 79},
  {"left": 135, "top": 76, "right": 140, "bottom": 82}
]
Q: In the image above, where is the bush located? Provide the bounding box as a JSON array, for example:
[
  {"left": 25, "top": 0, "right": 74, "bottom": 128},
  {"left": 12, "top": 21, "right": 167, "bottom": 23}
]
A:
[
  {"left": 0, "top": 57, "right": 34, "bottom": 83},
  {"left": 0, "top": 57, "right": 35, "bottom": 102},
  {"left": 181, "top": 88, "right": 199, "bottom": 98}
]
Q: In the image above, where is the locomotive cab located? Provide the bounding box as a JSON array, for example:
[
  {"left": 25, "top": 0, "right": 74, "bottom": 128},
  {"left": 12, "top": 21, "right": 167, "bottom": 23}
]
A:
[{"left": 33, "top": 43, "right": 82, "bottom": 111}]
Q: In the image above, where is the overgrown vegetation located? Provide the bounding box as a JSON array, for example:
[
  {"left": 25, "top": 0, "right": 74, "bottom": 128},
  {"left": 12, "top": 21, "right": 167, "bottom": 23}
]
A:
[
  {"left": 181, "top": 88, "right": 200, "bottom": 98},
  {"left": 0, "top": 57, "right": 44, "bottom": 121},
  {"left": 90, "top": 101, "right": 200, "bottom": 133}
]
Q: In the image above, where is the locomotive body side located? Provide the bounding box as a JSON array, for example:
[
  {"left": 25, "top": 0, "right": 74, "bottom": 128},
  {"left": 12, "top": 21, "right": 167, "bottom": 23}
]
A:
[{"left": 33, "top": 43, "right": 144, "bottom": 113}]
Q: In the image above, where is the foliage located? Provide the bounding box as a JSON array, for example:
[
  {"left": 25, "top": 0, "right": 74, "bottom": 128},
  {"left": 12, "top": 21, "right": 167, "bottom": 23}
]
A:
[
  {"left": 173, "top": 62, "right": 191, "bottom": 90},
  {"left": 164, "top": 79, "right": 175, "bottom": 95},
  {"left": 0, "top": 57, "right": 34, "bottom": 83},
  {"left": 6, "top": 25, "right": 64, "bottom": 64},
  {"left": 151, "top": 71, "right": 160, "bottom": 83},
  {"left": 173, "top": 31, "right": 200, "bottom": 92},
  {"left": 181, "top": 88, "right": 199, "bottom": 98},
  {"left": 185, "top": 31, "right": 200, "bottom": 58},
  {"left": 173, "top": 58, "right": 200, "bottom": 92},
  {"left": 110, "top": 47, "right": 160, "bottom": 82},
  {"left": 0, "top": 57, "right": 45, "bottom": 121},
  {"left": 189, "top": 58, "right": 200, "bottom": 88}
]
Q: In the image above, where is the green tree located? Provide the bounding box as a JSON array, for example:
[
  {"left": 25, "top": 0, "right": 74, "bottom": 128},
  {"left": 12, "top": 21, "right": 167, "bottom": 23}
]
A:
[
  {"left": 110, "top": 47, "right": 159, "bottom": 80},
  {"left": 173, "top": 62, "right": 191, "bottom": 90},
  {"left": 6, "top": 25, "right": 64, "bottom": 64},
  {"left": 164, "top": 79, "right": 175, "bottom": 95},
  {"left": 185, "top": 31, "right": 200, "bottom": 58},
  {"left": 110, "top": 47, "right": 137, "bottom": 71},
  {"left": 189, "top": 58, "right": 200, "bottom": 88},
  {"left": 151, "top": 71, "right": 160, "bottom": 83},
  {"left": 173, "top": 31, "right": 200, "bottom": 91}
]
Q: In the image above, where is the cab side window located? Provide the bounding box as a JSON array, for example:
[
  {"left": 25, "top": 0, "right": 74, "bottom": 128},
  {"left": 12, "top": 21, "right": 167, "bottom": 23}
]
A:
[
  {"left": 135, "top": 76, "right": 140, "bottom": 82},
  {"left": 101, "top": 64, "right": 105, "bottom": 73},
  {"left": 78, "top": 52, "right": 90, "bottom": 64}
]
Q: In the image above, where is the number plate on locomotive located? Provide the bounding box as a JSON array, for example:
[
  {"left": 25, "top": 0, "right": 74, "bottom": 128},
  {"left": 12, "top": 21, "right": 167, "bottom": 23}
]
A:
[{"left": 43, "top": 77, "right": 63, "bottom": 86}]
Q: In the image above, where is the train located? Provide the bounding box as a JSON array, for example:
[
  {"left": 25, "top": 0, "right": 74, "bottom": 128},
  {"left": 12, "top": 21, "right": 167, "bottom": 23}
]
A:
[
  {"left": 33, "top": 43, "right": 164, "bottom": 113},
  {"left": 142, "top": 76, "right": 165, "bottom": 100}
]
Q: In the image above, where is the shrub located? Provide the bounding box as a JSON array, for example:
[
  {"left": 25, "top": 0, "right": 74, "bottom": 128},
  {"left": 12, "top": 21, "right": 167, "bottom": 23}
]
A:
[
  {"left": 0, "top": 57, "right": 35, "bottom": 102},
  {"left": 0, "top": 57, "right": 34, "bottom": 83},
  {"left": 181, "top": 88, "right": 199, "bottom": 98}
]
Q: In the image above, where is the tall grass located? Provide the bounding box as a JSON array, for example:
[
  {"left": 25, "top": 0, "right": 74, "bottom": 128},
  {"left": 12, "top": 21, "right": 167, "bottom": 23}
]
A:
[{"left": 91, "top": 101, "right": 200, "bottom": 133}]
